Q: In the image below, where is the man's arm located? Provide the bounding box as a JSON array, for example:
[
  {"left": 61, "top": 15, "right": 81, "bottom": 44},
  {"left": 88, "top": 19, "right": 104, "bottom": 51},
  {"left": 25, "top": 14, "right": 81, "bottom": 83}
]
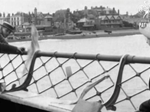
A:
[{"left": 0, "top": 43, "right": 23, "bottom": 54}]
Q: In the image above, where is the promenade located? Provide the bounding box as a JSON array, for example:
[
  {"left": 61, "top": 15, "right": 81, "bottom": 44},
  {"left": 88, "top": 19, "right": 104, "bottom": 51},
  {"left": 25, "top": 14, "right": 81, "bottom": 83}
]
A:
[
  {"left": 8, "top": 29, "right": 141, "bottom": 42},
  {"left": 47, "top": 29, "right": 141, "bottom": 39}
]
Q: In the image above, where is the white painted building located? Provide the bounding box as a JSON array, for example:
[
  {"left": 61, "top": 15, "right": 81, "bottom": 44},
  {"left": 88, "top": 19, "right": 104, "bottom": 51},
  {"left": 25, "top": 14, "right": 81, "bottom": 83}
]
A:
[
  {"left": 10, "top": 14, "right": 24, "bottom": 26},
  {"left": 0, "top": 17, "right": 5, "bottom": 24}
]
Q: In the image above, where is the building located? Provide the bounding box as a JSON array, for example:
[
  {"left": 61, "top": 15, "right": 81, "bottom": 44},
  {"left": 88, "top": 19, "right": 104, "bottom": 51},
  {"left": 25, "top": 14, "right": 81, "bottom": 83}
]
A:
[
  {"left": 10, "top": 13, "right": 23, "bottom": 26},
  {"left": 92, "top": 6, "right": 123, "bottom": 29},
  {"left": 0, "top": 13, "right": 10, "bottom": 24},
  {"left": 10, "top": 12, "right": 30, "bottom": 27},
  {"left": 0, "top": 17, "right": 5, "bottom": 24},
  {"left": 42, "top": 15, "right": 53, "bottom": 26},
  {"left": 97, "top": 14, "right": 122, "bottom": 29},
  {"left": 8, "top": 8, "right": 53, "bottom": 32},
  {"left": 77, "top": 17, "right": 95, "bottom": 30},
  {"left": 32, "top": 8, "right": 53, "bottom": 26},
  {"left": 76, "top": 6, "right": 123, "bottom": 30}
]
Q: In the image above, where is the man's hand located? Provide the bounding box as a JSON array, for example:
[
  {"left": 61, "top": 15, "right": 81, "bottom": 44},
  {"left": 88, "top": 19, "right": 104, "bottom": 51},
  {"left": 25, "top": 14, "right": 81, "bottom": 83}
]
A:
[{"left": 17, "top": 47, "right": 26, "bottom": 54}]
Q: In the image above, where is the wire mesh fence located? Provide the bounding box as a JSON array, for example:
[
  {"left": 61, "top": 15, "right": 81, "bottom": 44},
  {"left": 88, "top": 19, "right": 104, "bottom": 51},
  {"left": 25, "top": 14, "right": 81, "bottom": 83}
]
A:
[{"left": 0, "top": 51, "right": 150, "bottom": 111}]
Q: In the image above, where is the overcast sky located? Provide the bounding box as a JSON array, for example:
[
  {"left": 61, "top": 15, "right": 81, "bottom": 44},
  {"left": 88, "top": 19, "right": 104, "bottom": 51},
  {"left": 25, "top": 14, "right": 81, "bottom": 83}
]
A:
[{"left": 0, "top": 0, "right": 148, "bottom": 15}]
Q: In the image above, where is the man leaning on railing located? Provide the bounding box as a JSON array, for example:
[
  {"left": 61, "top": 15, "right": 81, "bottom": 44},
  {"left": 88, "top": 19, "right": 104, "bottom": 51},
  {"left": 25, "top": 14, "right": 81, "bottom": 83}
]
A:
[{"left": 0, "top": 21, "right": 24, "bottom": 54}]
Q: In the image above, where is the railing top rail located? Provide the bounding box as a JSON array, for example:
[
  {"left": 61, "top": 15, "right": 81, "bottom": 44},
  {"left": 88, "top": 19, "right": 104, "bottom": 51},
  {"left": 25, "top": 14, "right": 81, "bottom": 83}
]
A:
[
  {"left": 37, "top": 51, "right": 121, "bottom": 61},
  {"left": 37, "top": 51, "right": 150, "bottom": 64}
]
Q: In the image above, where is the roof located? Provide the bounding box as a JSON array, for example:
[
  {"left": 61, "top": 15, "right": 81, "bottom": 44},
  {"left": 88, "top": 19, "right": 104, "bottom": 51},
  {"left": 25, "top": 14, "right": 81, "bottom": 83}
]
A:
[
  {"left": 22, "top": 22, "right": 30, "bottom": 26},
  {"left": 45, "top": 15, "right": 53, "bottom": 19},
  {"left": 107, "top": 15, "right": 114, "bottom": 20},
  {"left": 99, "top": 15, "right": 108, "bottom": 20},
  {"left": 114, "top": 15, "right": 121, "bottom": 19},
  {"left": 78, "top": 18, "right": 89, "bottom": 23},
  {"left": 123, "top": 17, "right": 145, "bottom": 24}
]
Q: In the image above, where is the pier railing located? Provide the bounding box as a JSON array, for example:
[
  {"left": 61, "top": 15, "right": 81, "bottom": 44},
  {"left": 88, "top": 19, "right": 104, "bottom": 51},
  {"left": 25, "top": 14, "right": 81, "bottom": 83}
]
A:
[{"left": 0, "top": 51, "right": 150, "bottom": 111}]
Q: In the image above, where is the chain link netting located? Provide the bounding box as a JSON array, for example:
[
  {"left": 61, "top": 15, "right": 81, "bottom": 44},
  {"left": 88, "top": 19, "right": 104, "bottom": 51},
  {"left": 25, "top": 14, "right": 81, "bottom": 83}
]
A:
[{"left": 0, "top": 52, "right": 150, "bottom": 111}]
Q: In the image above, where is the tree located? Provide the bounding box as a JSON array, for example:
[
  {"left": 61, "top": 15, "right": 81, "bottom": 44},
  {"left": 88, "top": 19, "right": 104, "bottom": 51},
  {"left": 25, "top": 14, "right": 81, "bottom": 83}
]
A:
[
  {"left": 122, "top": 21, "right": 133, "bottom": 27},
  {"left": 65, "top": 8, "right": 70, "bottom": 23},
  {"left": 53, "top": 10, "right": 66, "bottom": 22},
  {"left": 70, "top": 13, "right": 78, "bottom": 23},
  {"left": 71, "top": 11, "right": 85, "bottom": 23}
]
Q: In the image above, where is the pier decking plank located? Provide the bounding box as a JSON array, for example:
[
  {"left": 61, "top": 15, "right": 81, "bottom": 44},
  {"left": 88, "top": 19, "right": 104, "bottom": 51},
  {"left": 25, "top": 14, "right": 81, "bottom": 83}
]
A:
[{"left": 0, "top": 91, "right": 74, "bottom": 112}]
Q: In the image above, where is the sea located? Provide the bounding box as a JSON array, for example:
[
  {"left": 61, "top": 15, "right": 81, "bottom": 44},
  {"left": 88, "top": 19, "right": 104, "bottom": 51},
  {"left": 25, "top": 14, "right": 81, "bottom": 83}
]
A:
[
  {"left": 11, "top": 34, "right": 150, "bottom": 56},
  {"left": 9, "top": 34, "right": 150, "bottom": 112}
]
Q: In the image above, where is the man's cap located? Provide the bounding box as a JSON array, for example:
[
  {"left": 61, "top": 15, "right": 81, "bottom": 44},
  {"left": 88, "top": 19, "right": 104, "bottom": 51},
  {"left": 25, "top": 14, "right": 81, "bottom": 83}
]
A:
[{"left": 1, "top": 21, "right": 15, "bottom": 32}]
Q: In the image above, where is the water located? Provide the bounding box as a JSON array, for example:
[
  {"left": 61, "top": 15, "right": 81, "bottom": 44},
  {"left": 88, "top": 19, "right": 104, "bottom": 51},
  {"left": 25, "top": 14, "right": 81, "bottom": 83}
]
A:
[
  {"left": 10, "top": 34, "right": 150, "bottom": 112},
  {"left": 11, "top": 34, "right": 150, "bottom": 56}
]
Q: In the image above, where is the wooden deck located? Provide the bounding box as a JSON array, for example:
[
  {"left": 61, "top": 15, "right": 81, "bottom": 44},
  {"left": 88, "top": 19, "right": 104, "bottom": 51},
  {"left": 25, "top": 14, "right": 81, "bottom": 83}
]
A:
[{"left": 0, "top": 91, "right": 74, "bottom": 112}]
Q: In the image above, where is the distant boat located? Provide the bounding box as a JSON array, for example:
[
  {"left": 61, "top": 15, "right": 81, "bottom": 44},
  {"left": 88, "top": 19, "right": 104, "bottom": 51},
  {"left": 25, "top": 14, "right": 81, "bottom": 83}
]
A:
[{"left": 66, "top": 29, "right": 82, "bottom": 34}]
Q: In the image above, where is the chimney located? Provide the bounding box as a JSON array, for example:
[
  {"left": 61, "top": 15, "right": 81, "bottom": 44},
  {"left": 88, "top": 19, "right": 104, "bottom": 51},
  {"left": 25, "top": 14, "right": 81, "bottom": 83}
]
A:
[
  {"left": 3, "top": 13, "right": 5, "bottom": 18},
  {"left": 34, "top": 7, "right": 37, "bottom": 16},
  {"left": 118, "top": 9, "right": 120, "bottom": 15},
  {"left": 84, "top": 6, "right": 88, "bottom": 10},
  {"left": 84, "top": 6, "right": 88, "bottom": 18},
  {"left": 7, "top": 13, "right": 10, "bottom": 17},
  {"left": 126, "top": 11, "right": 128, "bottom": 16}
]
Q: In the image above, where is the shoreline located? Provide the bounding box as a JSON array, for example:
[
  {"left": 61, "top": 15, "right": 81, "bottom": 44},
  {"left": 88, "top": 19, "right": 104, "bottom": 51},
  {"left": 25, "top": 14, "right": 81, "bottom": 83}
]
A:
[
  {"left": 49, "top": 29, "right": 141, "bottom": 39},
  {"left": 8, "top": 29, "right": 141, "bottom": 43}
]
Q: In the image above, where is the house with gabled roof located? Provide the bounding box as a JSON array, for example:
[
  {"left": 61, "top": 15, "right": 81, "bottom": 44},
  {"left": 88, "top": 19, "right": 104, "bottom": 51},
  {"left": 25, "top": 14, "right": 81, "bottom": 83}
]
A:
[
  {"left": 77, "top": 17, "right": 95, "bottom": 30},
  {"left": 99, "top": 15, "right": 108, "bottom": 20},
  {"left": 113, "top": 15, "right": 121, "bottom": 20},
  {"left": 97, "top": 14, "right": 122, "bottom": 29},
  {"left": 107, "top": 15, "right": 114, "bottom": 20},
  {"left": 76, "top": 6, "right": 123, "bottom": 30}
]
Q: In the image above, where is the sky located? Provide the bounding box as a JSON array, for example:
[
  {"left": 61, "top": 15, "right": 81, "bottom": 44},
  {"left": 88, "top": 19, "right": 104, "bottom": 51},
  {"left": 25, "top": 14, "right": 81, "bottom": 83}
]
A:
[{"left": 0, "top": 0, "right": 149, "bottom": 15}]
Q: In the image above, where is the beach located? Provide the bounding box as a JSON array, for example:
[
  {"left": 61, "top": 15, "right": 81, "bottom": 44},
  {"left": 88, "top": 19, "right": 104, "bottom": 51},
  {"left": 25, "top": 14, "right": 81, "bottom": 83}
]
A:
[
  {"left": 41, "top": 29, "right": 140, "bottom": 39},
  {"left": 51, "top": 29, "right": 140, "bottom": 39}
]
